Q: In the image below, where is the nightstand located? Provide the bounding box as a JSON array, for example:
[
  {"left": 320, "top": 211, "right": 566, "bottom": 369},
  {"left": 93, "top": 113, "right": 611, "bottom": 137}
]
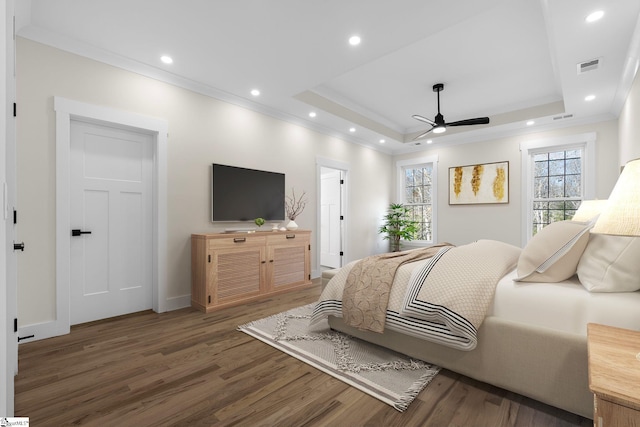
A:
[{"left": 587, "top": 323, "right": 640, "bottom": 427}]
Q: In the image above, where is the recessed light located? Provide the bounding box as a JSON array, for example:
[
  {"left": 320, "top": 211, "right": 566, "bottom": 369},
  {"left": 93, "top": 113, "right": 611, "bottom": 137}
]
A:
[
  {"left": 379, "top": 139, "right": 385, "bottom": 144},
  {"left": 160, "top": 55, "right": 173, "bottom": 64},
  {"left": 349, "top": 35, "right": 361, "bottom": 46},
  {"left": 309, "top": 112, "right": 317, "bottom": 118},
  {"left": 349, "top": 127, "right": 356, "bottom": 133},
  {"left": 426, "top": 140, "right": 433, "bottom": 144},
  {"left": 250, "top": 89, "right": 260, "bottom": 97},
  {"left": 526, "top": 120, "right": 535, "bottom": 126},
  {"left": 585, "top": 10, "right": 604, "bottom": 23},
  {"left": 585, "top": 94, "right": 596, "bottom": 101}
]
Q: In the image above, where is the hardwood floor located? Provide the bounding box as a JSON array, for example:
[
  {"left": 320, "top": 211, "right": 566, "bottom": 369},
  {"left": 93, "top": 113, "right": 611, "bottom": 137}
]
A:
[{"left": 15, "top": 281, "right": 592, "bottom": 426}]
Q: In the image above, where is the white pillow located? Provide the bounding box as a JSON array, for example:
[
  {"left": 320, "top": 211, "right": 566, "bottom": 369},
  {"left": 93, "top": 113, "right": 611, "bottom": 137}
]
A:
[
  {"left": 577, "top": 234, "right": 640, "bottom": 292},
  {"left": 514, "top": 220, "right": 590, "bottom": 283}
]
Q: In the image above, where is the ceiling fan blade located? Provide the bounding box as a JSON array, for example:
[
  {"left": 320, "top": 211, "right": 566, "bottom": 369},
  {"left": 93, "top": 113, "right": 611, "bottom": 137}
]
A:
[
  {"left": 446, "top": 117, "right": 490, "bottom": 127},
  {"left": 413, "top": 128, "right": 434, "bottom": 140},
  {"left": 412, "top": 114, "right": 436, "bottom": 126}
]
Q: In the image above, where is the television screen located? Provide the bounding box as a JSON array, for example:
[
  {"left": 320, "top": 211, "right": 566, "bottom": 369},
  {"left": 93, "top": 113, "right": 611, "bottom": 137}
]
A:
[{"left": 211, "top": 164, "right": 285, "bottom": 221}]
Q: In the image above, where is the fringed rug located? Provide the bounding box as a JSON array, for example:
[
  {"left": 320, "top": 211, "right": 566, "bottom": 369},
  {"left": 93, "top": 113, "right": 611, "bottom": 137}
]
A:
[{"left": 238, "top": 304, "right": 440, "bottom": 411}]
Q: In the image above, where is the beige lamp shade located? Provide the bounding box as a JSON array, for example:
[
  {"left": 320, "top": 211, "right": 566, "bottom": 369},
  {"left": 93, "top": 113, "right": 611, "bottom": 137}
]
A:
[
  {"left": 591, "top": 158, "right": 640, "bottom": 236},
  {"left": 572, "top": 199, "right": 608, "bottom": 222}
]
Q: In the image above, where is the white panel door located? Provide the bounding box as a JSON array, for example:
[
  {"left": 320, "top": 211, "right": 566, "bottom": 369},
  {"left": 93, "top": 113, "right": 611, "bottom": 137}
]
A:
[
  {"left": 70, "top": 120, "right": 153, "bottom": 325},
  {"left": 2, "top": 0, "right": 17, "bottom": 415},
  {"left": 320, "top": 168, "right": 342, "bottom": 268}
]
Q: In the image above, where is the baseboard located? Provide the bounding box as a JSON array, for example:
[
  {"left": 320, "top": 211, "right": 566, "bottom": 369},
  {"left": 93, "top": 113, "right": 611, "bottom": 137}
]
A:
[
  {"left": 165, "top": 294, "right": 191, "bottom": 311},
  {"left": 19, "top": 295, "right": 192, "bottom": 343},
  {"left": 18, "top": 319, "right": 69, "bottom": 344}
]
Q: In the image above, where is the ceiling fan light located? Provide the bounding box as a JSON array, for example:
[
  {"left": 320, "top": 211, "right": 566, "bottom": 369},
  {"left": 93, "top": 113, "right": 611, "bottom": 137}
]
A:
[
  {"left": 586, "top": 10, "right": 604, "bottom": 23},
  {"left": 433, "top": 126, "right": 446, "bottom": 134}
]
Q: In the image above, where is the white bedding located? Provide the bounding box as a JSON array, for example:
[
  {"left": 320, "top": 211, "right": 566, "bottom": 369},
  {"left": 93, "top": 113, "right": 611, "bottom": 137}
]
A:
[{"left": 491, "top": 268, "right": 640, "bottom": 335}]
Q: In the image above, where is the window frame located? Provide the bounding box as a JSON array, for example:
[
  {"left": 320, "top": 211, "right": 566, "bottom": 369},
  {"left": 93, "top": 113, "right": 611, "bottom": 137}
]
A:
[
  {"left": 520, "top": 133, "right": 596, "bottom": 245},
  {"left": 396, "top": 155, "right": 439, "bottom": 245}
]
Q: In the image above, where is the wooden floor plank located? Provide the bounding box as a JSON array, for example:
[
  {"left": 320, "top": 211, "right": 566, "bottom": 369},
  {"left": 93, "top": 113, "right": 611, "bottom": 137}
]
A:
[{"left": 14, "top": 281, "right": 592, "bottom": 426}]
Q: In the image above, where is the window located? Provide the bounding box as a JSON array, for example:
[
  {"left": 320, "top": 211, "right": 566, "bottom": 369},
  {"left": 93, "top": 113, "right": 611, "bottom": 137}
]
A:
[
  {"left": 532, "top": 149, "right": 582, "bottom": 234},
  {"left": 404, "top": 165, "right": 433, "bottom": 240},
  {"left": 396, "top": 155, "right": 438, "bottom": 243},
  {"left": 521, "top": 133, "right": 595, "bottom": 243}
]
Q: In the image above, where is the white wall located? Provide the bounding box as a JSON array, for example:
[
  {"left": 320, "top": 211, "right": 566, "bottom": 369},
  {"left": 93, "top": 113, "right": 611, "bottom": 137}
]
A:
[
  {"left": 393, "top": 120, "right": 620, "bottom": 247},
  {"left": 16, "top": 38, "right": 393, "bottom": 327},
  {"left": 619, "top": 69, "right": 640, "bottom": 165}
]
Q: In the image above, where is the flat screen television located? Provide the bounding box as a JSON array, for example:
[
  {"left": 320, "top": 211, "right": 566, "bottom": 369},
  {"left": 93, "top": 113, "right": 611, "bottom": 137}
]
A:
[{"left": 211, "top": 163, "right": 285, "bottom": 222}]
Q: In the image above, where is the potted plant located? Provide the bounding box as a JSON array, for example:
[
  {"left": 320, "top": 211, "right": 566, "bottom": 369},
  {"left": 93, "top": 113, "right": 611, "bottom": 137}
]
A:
[
  {"left": 285, "top": 188, "right": 307, "bottom": 230},
  {"left": 378, "top": 203, "right": 419, "bottom": 252},
  {"left": 254, "top": 217, "right": 265, "bottom": 230}
]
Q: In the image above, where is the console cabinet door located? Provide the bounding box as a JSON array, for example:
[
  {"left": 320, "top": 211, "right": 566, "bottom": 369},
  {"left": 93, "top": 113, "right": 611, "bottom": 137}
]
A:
[
  {"left": 209, "top": 237, "right": 266, "bottom": 306},
  {"left": 266, "top": 233, "right": 310, "bottom": 290}
]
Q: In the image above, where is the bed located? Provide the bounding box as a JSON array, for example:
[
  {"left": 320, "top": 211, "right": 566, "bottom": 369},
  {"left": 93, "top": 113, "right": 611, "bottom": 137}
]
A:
[{"left": 312, "top": 221, "right": 640, "bottom": 419}]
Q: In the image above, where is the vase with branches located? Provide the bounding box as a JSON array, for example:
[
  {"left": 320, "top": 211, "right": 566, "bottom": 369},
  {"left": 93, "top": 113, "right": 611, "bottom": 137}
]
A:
[
  {"left": 378, "top": 203, "right": 419, "bottom": 252},
  {"left": 285, "top": 188, "right": 307, "bottom": 230}
]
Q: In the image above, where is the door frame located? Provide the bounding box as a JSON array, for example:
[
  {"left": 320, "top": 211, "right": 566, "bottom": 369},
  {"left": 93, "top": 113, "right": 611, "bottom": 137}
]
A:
[
  {"left": 315, "top": 156, "right": 348, "bottom": 270},
  {"left": 50, "top": 97, "right": 167, "bottom": 338}
]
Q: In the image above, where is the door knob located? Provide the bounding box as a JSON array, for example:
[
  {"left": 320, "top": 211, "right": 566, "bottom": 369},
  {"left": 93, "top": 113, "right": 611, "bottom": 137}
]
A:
[
  {"left": 13, "top": 242, "right": 24, "bottom": 251},
  {"left": 71, "top": 229, "right": 92, "bottom": 237}
]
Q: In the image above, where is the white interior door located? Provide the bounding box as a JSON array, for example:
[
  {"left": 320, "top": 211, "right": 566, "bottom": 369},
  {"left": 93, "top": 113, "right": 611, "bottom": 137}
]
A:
[
  {"left": 2, "top": 0, "right": 17, "bottom": 415},
  {"left": 70, "top": 120, "right": 153, "bottom": 325},
  {"left": 320, "top": 167, "right": 342, "bottom": 268}
]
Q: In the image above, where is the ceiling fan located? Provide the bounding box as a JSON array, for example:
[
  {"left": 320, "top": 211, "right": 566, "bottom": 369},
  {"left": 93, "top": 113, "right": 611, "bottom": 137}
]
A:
[{"left": 412, "top": 83, "right": 490, "bottom": 140}]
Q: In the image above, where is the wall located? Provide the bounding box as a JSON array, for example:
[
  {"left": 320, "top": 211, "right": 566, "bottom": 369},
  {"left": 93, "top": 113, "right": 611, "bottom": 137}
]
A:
[
  {"left": 16, "top": 38, "right": 394, "bottom": 327},
  {"left": 619, "top": 69, "right": 640, "bottom": 165},
  {"left": 393, "top": 120, "right": 620, "bottom": 247}
]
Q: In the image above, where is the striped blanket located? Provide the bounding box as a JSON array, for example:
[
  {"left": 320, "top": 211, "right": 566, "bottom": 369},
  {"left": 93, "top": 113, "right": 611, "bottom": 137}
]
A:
[
  {"left": 342, "top": 244, "right": 453, "bottom": 333},
  {"left": 311, "top": 240, "right": 521, "bottom": 351}
]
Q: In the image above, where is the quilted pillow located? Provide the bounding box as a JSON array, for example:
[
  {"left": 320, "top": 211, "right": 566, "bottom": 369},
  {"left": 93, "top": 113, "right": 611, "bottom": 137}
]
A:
[
  {"left": 577, "top": 234, "right": 640, "bottom": 292},
  {"left": 514, "top": 220, "right": 590, "bottom": 282}
]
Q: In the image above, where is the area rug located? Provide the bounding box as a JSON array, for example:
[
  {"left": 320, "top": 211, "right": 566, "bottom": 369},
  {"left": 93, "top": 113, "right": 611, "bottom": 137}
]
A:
[{"left": 238, "top": 304, "right": 440, "bottom": 411}]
